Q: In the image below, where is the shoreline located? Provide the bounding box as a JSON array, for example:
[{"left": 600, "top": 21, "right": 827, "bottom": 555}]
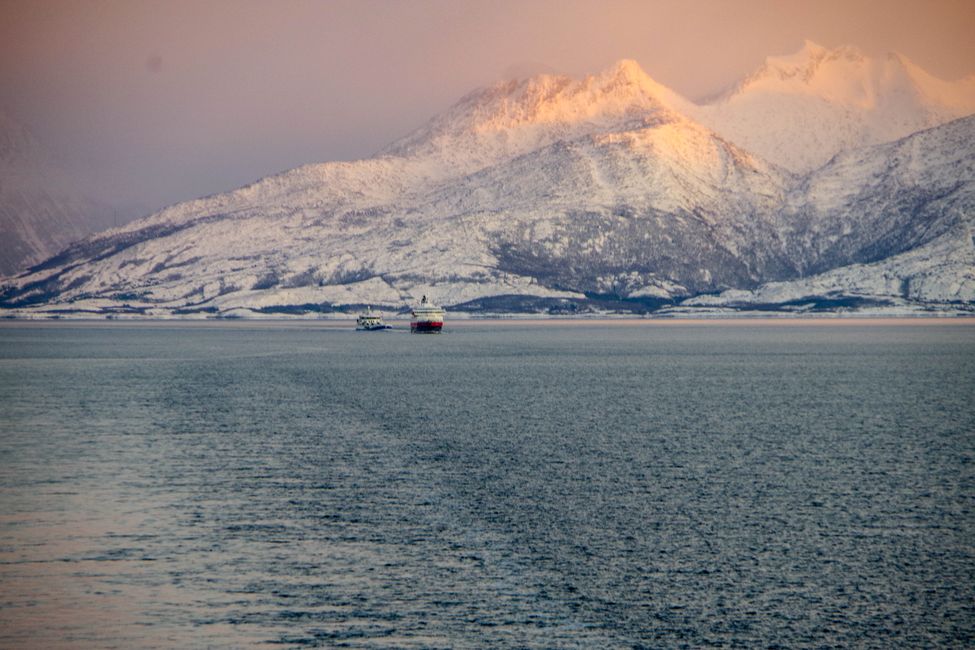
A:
[{"left": 2, "top": 315, "right": 974, "bottom": 329}]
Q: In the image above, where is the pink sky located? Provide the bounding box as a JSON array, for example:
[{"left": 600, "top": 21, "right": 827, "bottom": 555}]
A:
[{"left": 2, "top": 0, "right": 973, "bottom": 217}]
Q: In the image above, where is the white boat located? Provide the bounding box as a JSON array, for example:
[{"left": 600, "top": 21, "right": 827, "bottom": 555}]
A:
[
  {"left": 410, "top": 296, "right": 444, "bottom": 333},
  {"left": 356, "top": 308, "right": 391, "bottom": 331}
]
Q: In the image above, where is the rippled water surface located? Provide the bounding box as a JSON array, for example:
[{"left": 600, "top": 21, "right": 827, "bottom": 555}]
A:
[{"left": 1, "top": 320, "right": 974, "bottom": 648}]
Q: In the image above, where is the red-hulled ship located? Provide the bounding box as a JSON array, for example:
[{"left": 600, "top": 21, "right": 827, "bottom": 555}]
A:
[{"left": 410, "top": 295, "right": 445, "bottom": 333}]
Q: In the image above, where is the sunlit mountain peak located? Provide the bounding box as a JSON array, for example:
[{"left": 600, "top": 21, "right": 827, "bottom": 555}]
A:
[
  {"left": 687, "top": 39, "right": 975, "bottom": 172},
  {"left": 380, "top": 59, "right": 690, "bottom": 176},
  {"left": 599, "top": 58, "right": 651, "bottom": 84}
]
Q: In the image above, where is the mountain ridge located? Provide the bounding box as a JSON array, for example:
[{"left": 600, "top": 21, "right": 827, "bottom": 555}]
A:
[
  {"left": 2, "top": 44, "right": 973, "bottom": 317},
  {"left": 689, "top": 41, "right": 975, "bottom": 173}
]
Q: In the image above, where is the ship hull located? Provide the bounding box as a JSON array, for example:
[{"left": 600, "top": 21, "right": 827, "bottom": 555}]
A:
[{"left": 410, "top": 320, "right": 443, "bottom": 333}]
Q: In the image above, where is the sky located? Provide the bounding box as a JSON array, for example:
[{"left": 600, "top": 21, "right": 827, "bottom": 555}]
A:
[{"left": 1, "top": 0, "right": 974, "bottom": 219}]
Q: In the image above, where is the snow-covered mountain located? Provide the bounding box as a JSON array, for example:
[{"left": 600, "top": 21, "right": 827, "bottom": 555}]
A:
[
  {"left": 1, "top": 45, "right": 972, "bottom": 318},
  {"left": 686, "top": 115, "right": 975, "bottom": 311},
  {"left": 0, "top": 111, "right": 114, "bottom": 277},
  {"left": 381, "top": 59, "right": 693, "bottom": 176},
  {"left": 691, "top": 40, "right": 975, "bottom": 173}
]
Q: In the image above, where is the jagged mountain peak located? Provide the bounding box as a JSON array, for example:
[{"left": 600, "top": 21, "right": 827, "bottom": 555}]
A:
[
  {"left": 688, "top": 40, "right": 975, "bottom": 173},
  {"left": 714, "top": 40, "right": 975, "bottom": 110},
  {"left": 457, "top": 58, "right": 682, "bottom": 126},
  {"left": 603, "top": 58, "right": 646, "bottom": 78},
  {"left": 763, "top": 39, "right": 864, "bottom": 73},
  {"left": 719, "top": 40, "right": 895, "bottom": 104},
  {"left": 595, "top": 58, "right": 667, "bottom": 94},
  {"left": 380, "top": 59, "right": 691, "bottom": 173}
]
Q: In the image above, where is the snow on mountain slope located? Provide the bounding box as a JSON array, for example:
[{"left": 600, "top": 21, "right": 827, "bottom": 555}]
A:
[
  {"left": 382, "top": 59, "right": 694, "bottom": 176},
  {"left": 0, "top": 187, "right": 88, "bottom": 278},
  {"left": 0, "top": 111, "right": 110, "bottom": 277},
  {"left": 415, "top": 115, "right": 794, "bottom": 298},
  {"left": 0, "top": 105, "right": 787, "bottom": 316},
  {"left": 683, "top": 226, "right": 974, "bottom": 311},
  {"left": 1, "top": 56, "right": 972, "bottom": 317},
  {"left": 791, "top": 113, "right": 974, "bottom": 271},
  {"left": 685, "top": 115, "right": 975, "bottom": 310},
  {"left": 85, "top": 60, "right": 691, "bottom": 248},
  {"left": 690, "top": 40, "right": 975, "bottom": 173}
]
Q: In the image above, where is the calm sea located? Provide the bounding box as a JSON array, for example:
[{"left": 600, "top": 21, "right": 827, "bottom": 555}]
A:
[{"left": 1, "top": 320, "right": 973, "bottom": 648}]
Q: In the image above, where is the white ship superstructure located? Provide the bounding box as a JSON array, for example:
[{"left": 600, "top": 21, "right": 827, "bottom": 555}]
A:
[
  {"left": 410, "top": 296, "right": 444, "bottom": 333},
  {"left": 356, "top": 308, "right": 391, "bottom": 331}
]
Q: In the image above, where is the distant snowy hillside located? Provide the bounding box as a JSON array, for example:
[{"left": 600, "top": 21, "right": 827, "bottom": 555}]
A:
[
  {"left": 685, "top": 116, "right": 975, "bottom": 311},
  {"left": 0, "top": 112, "right": 113, "bottom": 277},
  {"left": 691, "top": 40, "right": 975, "bottom": 172},
  {"left": 0, "top": 108, "right": 788, "bottom": 316},
  {"left": 1, "top": 50, "right": 973, "bottom": 318}
]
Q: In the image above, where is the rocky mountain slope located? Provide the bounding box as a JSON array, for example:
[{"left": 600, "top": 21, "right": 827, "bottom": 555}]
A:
[
  {"left": 1, "top": 44, "right": 973, "bottom": 318},
  {"left": 686, "top": 115, "right": 975, "bottom": 311}
]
